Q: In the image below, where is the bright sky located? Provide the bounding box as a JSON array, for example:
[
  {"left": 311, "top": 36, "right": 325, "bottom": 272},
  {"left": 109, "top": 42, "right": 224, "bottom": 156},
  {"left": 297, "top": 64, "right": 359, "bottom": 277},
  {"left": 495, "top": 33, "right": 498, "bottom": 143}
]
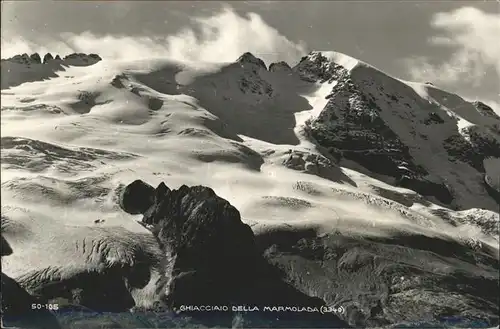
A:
[{"left": 1, "top": 1, "right": 499, "bottom": 111}]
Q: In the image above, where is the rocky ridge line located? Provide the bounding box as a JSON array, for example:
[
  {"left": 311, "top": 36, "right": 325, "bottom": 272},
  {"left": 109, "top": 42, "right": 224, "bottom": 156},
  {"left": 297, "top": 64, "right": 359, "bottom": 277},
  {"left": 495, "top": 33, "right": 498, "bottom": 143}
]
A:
[{"left": 2, "top": 52, "right": 102, "bottom": 65}]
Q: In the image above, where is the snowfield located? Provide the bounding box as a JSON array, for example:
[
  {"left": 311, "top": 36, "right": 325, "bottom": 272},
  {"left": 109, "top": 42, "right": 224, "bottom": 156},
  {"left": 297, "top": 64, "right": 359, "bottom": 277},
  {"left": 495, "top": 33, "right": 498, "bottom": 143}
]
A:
[{"left": 1, "top": 51, "right": 498, "bottom": 328}]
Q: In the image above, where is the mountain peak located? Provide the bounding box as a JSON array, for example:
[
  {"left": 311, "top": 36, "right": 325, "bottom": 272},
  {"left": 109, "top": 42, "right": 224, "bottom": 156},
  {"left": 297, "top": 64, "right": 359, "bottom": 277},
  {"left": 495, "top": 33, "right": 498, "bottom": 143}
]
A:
[
  {"left": 236, "top": 52, "right": 267, "bottom": 70},
  {"left": 305, "top": 51, "right": 360, "bottom": 70},
  {"left": 269, "top": 61, "right": 291, "bottom": 73},
  {"left": 43, "top": 53, "right": 54, "bottom": 64},
  {"left": 30, "top": 53, "right": 41, "bottom": 64},
  {"left": 293, "top": 51, "right": 346, "bottom": 83}
]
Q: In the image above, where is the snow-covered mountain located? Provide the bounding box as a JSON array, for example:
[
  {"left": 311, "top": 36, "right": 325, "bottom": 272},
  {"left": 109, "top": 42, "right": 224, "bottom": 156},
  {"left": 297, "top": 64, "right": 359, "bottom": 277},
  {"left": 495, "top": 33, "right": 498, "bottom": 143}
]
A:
[
  {"left": 1, "top": 52, "right": 102, "bottom": 90},
  {"left": 1, "top": 51, "right": 498, "bottom": 329},
  {"left": 296, "top": 51, "right": 500, "bottom": 211}
]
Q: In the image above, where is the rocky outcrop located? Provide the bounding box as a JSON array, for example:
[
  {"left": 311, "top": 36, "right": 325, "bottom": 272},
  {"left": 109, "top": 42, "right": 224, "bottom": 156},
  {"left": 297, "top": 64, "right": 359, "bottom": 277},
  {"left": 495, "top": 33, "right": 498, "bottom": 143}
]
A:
[
  {"left": 63, "top": 53, "right": 102, "bottom": 66},
  {"left": 30, "top": 53, "right": 41, "bottom": 64},
  {"left": 119, "top": 180, "right": 350, "bottom": 328},
  {"left": 42, "top": 53, "right": 54, "bottom": 63},
  {"left": 238, "top": 73, "right": 274, "bottom": 96},
  {"left": 294, "top": 52, "right": 347, "bottom": 83},
  {"left": 422, "top": 112, "right": 445, "bottom": 125},
  {"left": 443, "top": 128, "right": 500, "bottom": 173},
  {"left": 233, "top": 53, "right": 275, "bottom": 97},
  {"left": 119, "top": 180, "right": 260, "bottom": 309},
  {"left": 3, "top": 53, "right": 31, "bottom": 65},
  {"left": 269, "top": 61, "right": 292, "bottom": 73},
  {"left": 281, "top": 149, "right": 356, "bottom": 185},
  {"left": 120, "top": 179, "right": 156, "bottom": 214}
]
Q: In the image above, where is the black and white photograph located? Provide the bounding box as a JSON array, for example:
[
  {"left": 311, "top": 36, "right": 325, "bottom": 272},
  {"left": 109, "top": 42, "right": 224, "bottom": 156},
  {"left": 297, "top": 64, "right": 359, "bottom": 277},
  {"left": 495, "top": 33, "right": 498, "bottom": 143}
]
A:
[{"left": 1, "top": 1, "right": 499, "bottom": 328}]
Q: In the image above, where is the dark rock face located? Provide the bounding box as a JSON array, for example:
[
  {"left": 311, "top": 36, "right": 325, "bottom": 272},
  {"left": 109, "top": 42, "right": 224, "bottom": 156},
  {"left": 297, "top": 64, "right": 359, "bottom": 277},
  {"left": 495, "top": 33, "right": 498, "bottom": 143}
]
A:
[
  {"left": 396, "top": 175, "right": 453, "bottom": 205},
  {"left": 281, "top": 149, "right": 356, "bottom": 185},
  {"left": 7, "top": 53, "right": 32, "bottom": 65},
  {"left": 63, "top": 53, "right": 102, "bottom": 66},
  {"left": 119, "top": 179, "right": 156, "bottom": 214},
  {"left": 238, "top": 73, "right": 274, "bottom": 96},
  {"left": 269, "top": 61, "right": 292, "bottom": 73},
  {"left": 128, "top": 182, "right": 260, "bottom": 309},
  {"left": 294, "top": 52, "right": 346, "bottom": 83},
  {"left": 43, "top": 53, "right": 54, "bottom": 63},
  {"left": 120, "top": 180, "right": 350, "bottom": 328},
  {"left": 88, "top": 53, "right": 102, "bottom": 60},
  {"left": 1, "top": 234, "right": 13, "bottom": 256},
  {"left": 135, "top": 182, "right": 260, "bottom": 308},
  {"left": 232, "top": 55, "right": 274, "bottom": 96},
  {"left": 110, "top": 74, "right": 127, "bottom": 89},
  {"left": 30, "top": 53, "right": 41, "bottom": 64},
  {"left": 258, "top": 226, "right": 499, "bottom": 328},
  {"left": 444, "top": 127, "right": 500, "bottom": 173},
  {"left": 142, "top": 183, "right": 257, "bottom": 272}
]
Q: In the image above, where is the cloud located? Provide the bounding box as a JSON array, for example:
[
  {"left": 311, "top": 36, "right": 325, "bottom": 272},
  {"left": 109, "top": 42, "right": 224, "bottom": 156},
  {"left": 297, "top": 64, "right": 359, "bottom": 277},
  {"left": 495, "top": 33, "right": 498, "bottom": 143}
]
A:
[
  {"left": 1, "top": 6, "right": 307, "bottom": 66},
  {"left": 403, "top": 7, "right": 500, "bottom": 86}
]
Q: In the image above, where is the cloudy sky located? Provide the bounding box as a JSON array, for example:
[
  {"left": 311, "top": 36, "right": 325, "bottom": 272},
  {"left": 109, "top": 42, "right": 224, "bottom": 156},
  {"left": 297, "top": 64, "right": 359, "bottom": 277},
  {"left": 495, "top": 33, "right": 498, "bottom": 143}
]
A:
[{"left": 1, "top": 1, "right": 499, "bottom": 111}]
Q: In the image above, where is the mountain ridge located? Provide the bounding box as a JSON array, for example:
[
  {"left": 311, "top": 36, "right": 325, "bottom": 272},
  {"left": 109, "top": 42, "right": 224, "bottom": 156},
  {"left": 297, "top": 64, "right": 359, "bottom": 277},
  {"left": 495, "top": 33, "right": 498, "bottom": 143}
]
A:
[
  {"left": 1, "top": 52, "right": 102, "bottom": 90},
  {"left": 2, "top": 49, "right": 499, "bottom": 212}
]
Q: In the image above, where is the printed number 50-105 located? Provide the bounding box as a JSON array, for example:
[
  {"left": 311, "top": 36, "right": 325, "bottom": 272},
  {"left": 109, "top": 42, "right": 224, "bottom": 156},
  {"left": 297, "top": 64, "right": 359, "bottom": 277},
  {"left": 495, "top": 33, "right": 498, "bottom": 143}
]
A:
[{"left": 31, "top": 304, "right": 59, "bottom": 311}]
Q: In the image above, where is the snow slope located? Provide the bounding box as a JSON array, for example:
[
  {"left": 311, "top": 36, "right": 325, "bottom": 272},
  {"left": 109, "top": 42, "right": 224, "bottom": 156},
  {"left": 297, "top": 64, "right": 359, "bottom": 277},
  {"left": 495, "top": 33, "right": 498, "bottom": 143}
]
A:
[{"left": 1, "top": 51, "right": 498, "bottom": 328}]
